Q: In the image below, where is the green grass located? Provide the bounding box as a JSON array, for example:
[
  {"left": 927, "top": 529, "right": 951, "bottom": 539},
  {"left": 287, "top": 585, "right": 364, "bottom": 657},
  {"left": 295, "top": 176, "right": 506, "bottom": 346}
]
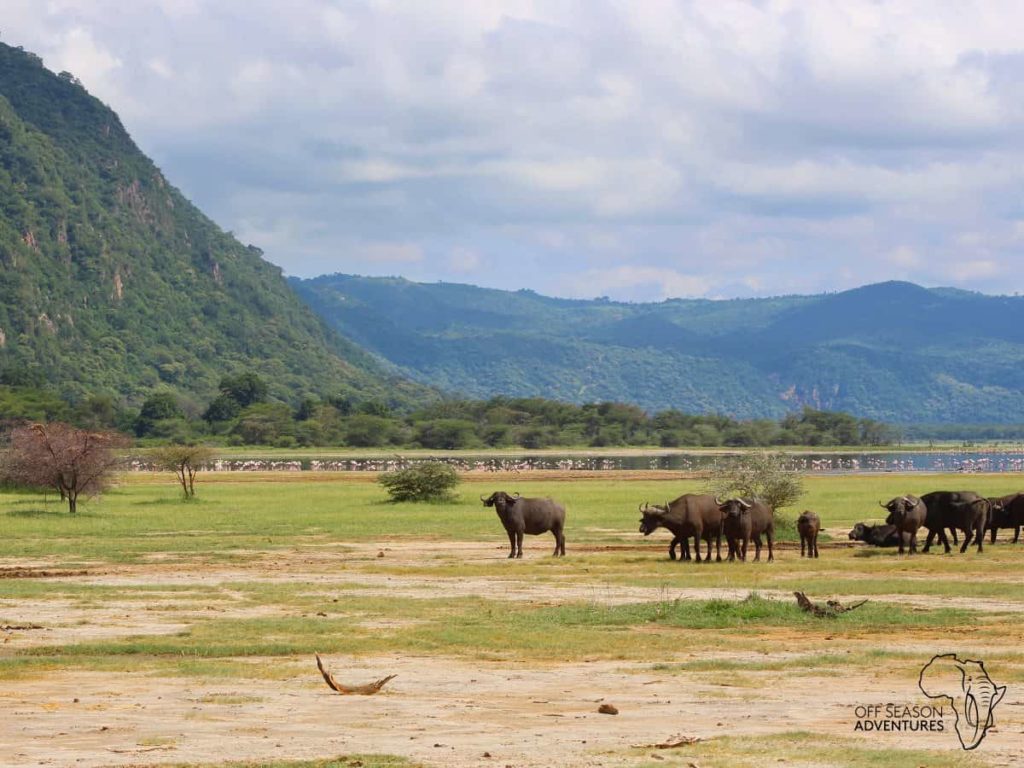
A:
[
  {"left": 1, "top": 471, "right": 1020, "bottom": 766},
  {"left": 3, "top": 471, "right": 1022, "bottom": 562}
]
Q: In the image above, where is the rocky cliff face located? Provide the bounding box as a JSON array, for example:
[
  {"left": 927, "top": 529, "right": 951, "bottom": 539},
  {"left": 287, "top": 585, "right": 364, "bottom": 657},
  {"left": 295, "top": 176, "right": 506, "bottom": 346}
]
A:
[{"left": 0, "top": 42, "right": 427, "bottom": 408}]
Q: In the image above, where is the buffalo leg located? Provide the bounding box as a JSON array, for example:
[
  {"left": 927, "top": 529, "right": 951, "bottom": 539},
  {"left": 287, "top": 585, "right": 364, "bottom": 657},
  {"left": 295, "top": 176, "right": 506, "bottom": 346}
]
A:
[
  {"left": 898, "top": 530, "right": 905, "bottom": 556},
  {"left": 506, "top": 529, "right": 516, "bottom": 558},
  {"left": 937, "top": 527, "right": 951, "bottom": 554},
  {"left": 752, "top": 534, "right": 762, "bottom": 562},
  {"left": 922, "top": 528, "right": 935, "bottom": 552},
  {"left": 975, "top": 521, "right": 984, "bottom": 553},
  {"left": 715, "top": 530, "right": 722, "bottom": 562},
  {"left": 515, "top": 530, "right": 524, "bottom": 558},
  {"left": 812, "top": 532, "right": 819, "bottom": 558},
  {"left": 1014, "top": 526, "right": 1020, "bottom": 544},
  {"left": 692, "top": 533, "right": 703, "bottom": 563},
  {"left": 990, "top": 525, "right": 998, "bottom": 545},
  {"left": 668, "top": 536, "right": 679, "bottom": 560},
  {"left": 800, "top": 535, "right": 806, "bottom": 558},
  {"left": 949, "top": 527, "right": 959, "bottom": 545},
  {"left": 959, "top": 527, "right": 972, "bottom": 554},
  {"left": 740, "top": 535, "right": 748, "bottom": 562},
  {"left": 909, "top": 530, "right": 917, "bottom": 555},
  {"left": 766, "top": 530, "right": 774, "bottom": 562}
]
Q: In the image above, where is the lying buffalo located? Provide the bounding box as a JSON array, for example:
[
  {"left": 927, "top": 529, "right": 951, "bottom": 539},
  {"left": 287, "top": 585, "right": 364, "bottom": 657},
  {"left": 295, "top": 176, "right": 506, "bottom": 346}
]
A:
[
  {"left": 881, "top": 495, "right": 926, "bottom": 555},
  {"left": 481, "top": 491, "right": 566, "bottom": 558},
  {"left": 988, "top": 493, "right": 1022, "bottom": 544},
  {"left": 718, "top": 498, "right": 775, "bottom": 562},
  {"left": 639, "top": 494, "right": 723, "bottom": 563},
  {"left": 921, "top": 491, "right": 980, "bottom": 553},
  {"left": 848, "top": 523, "right": 902, "bottom": 547}
]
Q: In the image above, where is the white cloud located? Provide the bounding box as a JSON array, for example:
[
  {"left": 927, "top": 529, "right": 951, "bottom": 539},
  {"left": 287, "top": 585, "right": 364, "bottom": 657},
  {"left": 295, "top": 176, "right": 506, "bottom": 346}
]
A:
[
  {"left": 5, "top": 1, "right": 1024, "bottom": 297},
  {"left": 447, "top": 247, "right": 481, "bottom": 273},
  {"left": 562, "top": 266, "right": 711, "bottom": 301}
]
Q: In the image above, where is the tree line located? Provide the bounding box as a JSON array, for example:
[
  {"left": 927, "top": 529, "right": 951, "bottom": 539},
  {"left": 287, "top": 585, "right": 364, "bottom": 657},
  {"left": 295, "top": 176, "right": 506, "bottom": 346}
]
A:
[{"left": 0, "top": 373, "right": 898, "bottom": 449}]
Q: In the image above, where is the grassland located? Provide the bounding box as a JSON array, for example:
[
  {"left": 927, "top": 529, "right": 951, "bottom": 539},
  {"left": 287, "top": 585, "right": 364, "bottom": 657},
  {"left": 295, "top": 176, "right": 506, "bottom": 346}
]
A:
[{"left": 1, "top": 470, "right": 1021, "bottom": 767}]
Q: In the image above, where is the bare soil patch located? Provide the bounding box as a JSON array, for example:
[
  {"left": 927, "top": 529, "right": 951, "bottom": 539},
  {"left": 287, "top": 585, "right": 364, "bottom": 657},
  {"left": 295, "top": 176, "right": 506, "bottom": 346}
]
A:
[{"left": 2, "top": 542, "right": 1022, "bottom": 767}]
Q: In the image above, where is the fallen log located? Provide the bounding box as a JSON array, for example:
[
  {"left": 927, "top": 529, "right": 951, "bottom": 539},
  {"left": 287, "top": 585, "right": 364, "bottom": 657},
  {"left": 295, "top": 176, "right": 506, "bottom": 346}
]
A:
[
  {"left": 315, "top": 653, "right": 396, "bottom": 695},
  {"left": 794, "top": 591, "right": 867, "bottom": 618},
  {"left": 631, "top": 735, "right": 701, "bottom": 749}
]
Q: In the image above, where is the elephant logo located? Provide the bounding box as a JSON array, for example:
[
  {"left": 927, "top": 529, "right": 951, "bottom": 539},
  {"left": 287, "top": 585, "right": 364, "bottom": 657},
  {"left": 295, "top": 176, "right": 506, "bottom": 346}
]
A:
[{"left": 919, "top": 654, "right": 1006, "bottom": 750}]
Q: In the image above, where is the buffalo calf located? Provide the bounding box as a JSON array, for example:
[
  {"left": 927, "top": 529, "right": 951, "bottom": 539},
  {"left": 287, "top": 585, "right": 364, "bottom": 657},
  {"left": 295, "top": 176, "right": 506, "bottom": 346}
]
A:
[{"left": 797, "top": 511, "right": 820, "bottom": 558}]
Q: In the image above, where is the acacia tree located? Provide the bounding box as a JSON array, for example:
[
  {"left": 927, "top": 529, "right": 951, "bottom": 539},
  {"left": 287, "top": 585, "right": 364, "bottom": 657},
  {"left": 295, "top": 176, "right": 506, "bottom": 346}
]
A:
[
  {"left": 4, "top": 423, "right": 127, "bottom": 513},
  {"left": 706, "top": 451, "right": 805, "bottom": 512},
  {"left": 152, "top": 444, "right": 215, "bottom": 498}
]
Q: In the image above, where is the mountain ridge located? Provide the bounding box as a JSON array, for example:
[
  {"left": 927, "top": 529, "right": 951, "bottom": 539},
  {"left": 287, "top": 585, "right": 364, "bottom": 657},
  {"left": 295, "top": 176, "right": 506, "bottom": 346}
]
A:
[
  {"left": 292, "top": 274, "right": 1024, "bottom": 423},
  {"left": 0, "top": 42, "right": 427, "bottom": 410}
]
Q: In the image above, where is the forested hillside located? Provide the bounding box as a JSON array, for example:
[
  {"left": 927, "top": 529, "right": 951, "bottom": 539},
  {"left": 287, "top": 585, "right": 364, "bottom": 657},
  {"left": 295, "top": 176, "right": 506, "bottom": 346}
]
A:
[
  {"left": 0, "top": 43, "right": 425, "bottom": 412},
  {"left": 293, "top": 276, "right": 1024, "bottom": 423}
]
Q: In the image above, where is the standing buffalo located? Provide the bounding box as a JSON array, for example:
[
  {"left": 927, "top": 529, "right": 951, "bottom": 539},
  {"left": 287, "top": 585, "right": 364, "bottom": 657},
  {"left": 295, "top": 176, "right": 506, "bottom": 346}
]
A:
[
  {"left": 797, "top": 511, "right": 820, "bottom": 558},
  {"left": 848, "top": 523, "right": 903, "bottom": 547},
  {"left": 921, "top": 491, "right": 980, "bottom": 553},
  {"left": 638, "top": 494, "right": 723, "bottom": 563},
  {"left": 722, "top": 502, "right": 752, "bottom": 561},
  {"left": 988, "top": 493, "right": 1022, "bottom": 544},
  {"left": 481, "top": 491, "right": 566, "bottom": 558},
  {"left": 717, "top": 498, "right": 775, "bottom": 562},
  {"left": 881, "top": 495, "right": 926, "bottom": 555},
  {"left": 946, "top": 498, "right": 991, "bottom": 554}
]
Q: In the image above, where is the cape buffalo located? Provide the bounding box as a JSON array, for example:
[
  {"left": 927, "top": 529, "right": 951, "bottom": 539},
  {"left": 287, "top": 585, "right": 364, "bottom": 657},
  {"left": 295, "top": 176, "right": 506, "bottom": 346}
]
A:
[
  {"left": 638, "top": 494, "right": 723, "bottom": 563},
  {"left": 921, "top": 491, "right": 980, "bottom": 553},
  {"left": 797, "top": 511, "right": 820, "bottom": 558},
  {"left": 718, "top": 498, "right": 774, "bottom": 562},
  {"left": 481, "top": 491, "right": 566, "bottom": 558},
  {"left": 988, "top": 493, "right": 1022, "bottom": 544},
  {"left": 848, "top": 523, "right": 902, "bottom": 547},
  {"left": 881, "top": 495, "right": 926, "bottom": 555},
  {"left": 722, "top": 502, "right": 752, "bottom": 561},
  {"left": 945, "top": 497, "right": 990, "bottom": 553}
]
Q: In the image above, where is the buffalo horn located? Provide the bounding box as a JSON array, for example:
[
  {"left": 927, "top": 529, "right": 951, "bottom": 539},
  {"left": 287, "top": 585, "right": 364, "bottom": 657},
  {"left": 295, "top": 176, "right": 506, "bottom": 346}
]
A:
[
  {"left": 738, "top": 498, "right": 752, "bottom": 510},
  {"left": 878, "top": 500, "right": 888, "bottom": 509}
]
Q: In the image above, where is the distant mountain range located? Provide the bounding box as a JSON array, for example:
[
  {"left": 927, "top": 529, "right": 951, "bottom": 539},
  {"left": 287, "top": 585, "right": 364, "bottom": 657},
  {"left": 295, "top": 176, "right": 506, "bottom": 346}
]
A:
[
  {"left": 0, "top": 42, "right": 425, "bottom": 410},
  {"left": 4, "top": 40, "right": 1023, "bottom": 426},
  {"left": 292, "top": 275, "right": 1024, "bottom": 423}
]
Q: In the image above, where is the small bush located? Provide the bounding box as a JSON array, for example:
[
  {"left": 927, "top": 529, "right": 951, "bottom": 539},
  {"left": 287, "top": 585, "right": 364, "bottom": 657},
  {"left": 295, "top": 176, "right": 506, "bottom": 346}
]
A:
[{"left": 378, "top": 461, "right": 460, "bottom": 503}]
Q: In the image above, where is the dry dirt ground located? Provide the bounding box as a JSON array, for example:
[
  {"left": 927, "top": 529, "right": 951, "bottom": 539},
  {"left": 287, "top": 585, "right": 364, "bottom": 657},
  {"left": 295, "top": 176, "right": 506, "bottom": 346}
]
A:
[{"left": 1, "top": 541, "right": 1022, "bottom": 768}]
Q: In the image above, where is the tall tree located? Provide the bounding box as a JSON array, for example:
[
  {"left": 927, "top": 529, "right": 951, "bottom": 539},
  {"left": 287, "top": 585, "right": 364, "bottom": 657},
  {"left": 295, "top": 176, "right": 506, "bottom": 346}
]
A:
[{"left": 3, "top": 423, "right": 127, "bottom": 513}]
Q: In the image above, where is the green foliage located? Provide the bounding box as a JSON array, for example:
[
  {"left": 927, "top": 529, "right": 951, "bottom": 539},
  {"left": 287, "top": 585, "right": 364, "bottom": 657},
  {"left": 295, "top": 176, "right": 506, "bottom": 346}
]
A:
[
  {"left": 293, "top": 274, "right": 1024, "bottom": 424},
  {"left": 151, "top": 443, "right": 215, "bottom": 498},
  {"left": 217, "top": 372, "right": 268, "bottom": 408},
  {"left": 708, "top": 451, "right": 806, "bottom": 513},
  {"left": 0, "top": 43, "right": 429, "bottom": 412},
  {"left": 378, "top": 461, "right": 460, "bottom": 503},
  {"left": 135, "top": 391, "right": 181, "bottom": 436}
]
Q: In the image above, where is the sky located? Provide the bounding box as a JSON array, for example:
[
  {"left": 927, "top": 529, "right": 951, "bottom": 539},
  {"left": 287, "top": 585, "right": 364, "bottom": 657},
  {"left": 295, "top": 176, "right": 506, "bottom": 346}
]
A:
[{"left": 5, "top": 1, "right": 1024, "bottom": 301}]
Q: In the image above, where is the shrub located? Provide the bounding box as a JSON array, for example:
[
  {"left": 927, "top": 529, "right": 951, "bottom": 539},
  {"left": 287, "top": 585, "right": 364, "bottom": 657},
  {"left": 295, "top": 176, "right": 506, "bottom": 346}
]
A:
[
  {"left": 378, "top": 461, "right": 460, "bottom": 503},
  {"left": 706, "top": 451, "right": 805, "bottom": 537}
]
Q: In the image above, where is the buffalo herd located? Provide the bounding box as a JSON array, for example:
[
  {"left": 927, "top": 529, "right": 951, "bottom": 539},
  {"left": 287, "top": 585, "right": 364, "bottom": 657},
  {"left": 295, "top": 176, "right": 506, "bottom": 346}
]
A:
[{"left": 482, "top": 487, "right": 1024, "bottom": 560}]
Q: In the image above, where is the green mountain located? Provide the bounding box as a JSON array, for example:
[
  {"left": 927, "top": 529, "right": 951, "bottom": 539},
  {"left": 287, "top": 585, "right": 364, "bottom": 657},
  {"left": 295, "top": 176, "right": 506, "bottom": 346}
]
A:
[
  {"left": 0, "top": 43, "right": 425, "bottom": 411},
  {"left": 292, "top": 275, "right": 1024, "bottom": 423}
]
